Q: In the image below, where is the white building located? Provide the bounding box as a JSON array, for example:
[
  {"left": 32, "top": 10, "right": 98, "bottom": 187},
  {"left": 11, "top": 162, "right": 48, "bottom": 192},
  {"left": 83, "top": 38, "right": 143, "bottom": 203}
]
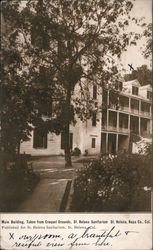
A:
[
  {"left": 20, "top": 84, "right": 102, "bottom": 156},
  {"left": 101, "top": 80, "right": 152, "bottom": 154},
  {"left": 20, "top": 80, "right": 152, "bottom": 156}
]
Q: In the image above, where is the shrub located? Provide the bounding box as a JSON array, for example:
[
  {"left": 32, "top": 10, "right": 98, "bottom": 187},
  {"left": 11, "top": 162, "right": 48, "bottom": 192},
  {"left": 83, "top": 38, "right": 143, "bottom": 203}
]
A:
[
  {"left": 71, "top": 147, "right": 81, "bottom": 156},
  {"left": 71, "top": 152, "right": 152, "bottom": 212}
]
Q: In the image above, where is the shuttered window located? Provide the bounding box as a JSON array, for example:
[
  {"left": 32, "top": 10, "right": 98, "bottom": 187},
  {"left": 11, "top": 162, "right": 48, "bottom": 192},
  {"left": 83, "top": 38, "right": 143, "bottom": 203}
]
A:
[
  {"left": 92, "top": 113, "right": 96, "bottom": 126},
  {"left": 132, "top": 86, "right": 138, "bottom": 96},
  {"left": 33, "top": 128, "right": 47, "bottom": 149},
  {"left": 91, "top": 138, "right": 96, "bottom": 148}
]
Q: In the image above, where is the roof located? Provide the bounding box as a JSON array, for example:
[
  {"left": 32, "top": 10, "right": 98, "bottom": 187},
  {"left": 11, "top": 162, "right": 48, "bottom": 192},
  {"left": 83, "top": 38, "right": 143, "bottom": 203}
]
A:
[
  {"left": 139, "top": 84, "right": 152, "bottom": 90},
  {"left": 123, "top": 79, "right": 140, "bottom": 87}
]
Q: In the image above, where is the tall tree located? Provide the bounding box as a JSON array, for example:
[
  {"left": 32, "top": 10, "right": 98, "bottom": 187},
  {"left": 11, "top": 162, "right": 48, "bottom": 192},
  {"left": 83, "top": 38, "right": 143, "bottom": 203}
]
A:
[
  {"left": 142, "top": 23, "right": 152, "bottom": 59},
  {"left": 2, "top": 0, "right": 139, "bottom": 167},
  {"left": 1, "top": 1, "right": 61, "bottom": 159}
]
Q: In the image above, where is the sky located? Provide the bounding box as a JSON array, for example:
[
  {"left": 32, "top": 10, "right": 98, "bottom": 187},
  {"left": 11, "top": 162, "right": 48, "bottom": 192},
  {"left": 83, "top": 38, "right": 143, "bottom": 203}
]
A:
[{"left": 121, "top": 0, "right": 152, "bottom": 74}]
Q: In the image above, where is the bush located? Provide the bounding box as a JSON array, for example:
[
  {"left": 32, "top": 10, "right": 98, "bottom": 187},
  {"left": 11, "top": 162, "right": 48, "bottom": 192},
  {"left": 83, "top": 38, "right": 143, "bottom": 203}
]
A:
[
  {"left": 71, "top": 147, "right": 81, "bottom": 156},
  {"left": 71, "top": 152, "right": 152, "bottom": 212}
]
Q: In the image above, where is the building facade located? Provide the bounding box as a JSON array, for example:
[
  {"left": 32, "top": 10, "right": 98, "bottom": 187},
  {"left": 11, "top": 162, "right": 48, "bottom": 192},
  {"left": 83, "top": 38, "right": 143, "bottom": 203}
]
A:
[
  {"left": 20, "top": 84, "right": 102, "bottom": 156},
  {"left": 101, "top": 80, "right": 152, "bottom": 154},
  {"left": 20, "top": 79, "right": 152, "bottom": 156}
]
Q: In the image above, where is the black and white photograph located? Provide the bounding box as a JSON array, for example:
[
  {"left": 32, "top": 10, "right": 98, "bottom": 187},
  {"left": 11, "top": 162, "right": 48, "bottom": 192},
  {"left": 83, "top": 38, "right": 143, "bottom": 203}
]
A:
[{"left": 1, "top": 0, "right": 152, "bottom": 214}]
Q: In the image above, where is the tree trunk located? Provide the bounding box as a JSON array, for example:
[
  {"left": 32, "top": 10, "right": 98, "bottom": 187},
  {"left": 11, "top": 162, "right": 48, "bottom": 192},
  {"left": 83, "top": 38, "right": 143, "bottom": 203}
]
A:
[
  {"left": 64, "top": 40, "right": 73, "bottom": 168},
  {"left": 64, "top": 122, "right": 72, "bottom": 168},
  {"left": 17, "top": 140, "right": 20, "bottom": 156},
  {"left": 64, "top": 81, "right": 72, "bottom": 168}
]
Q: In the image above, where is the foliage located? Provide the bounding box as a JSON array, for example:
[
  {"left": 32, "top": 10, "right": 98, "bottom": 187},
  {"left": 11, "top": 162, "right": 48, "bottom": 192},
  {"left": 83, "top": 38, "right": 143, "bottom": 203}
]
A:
[
  {"left": 1, "top": 2, "right": 62, "bottom": 159},
  {"left": 71, "top": 147, "right": 81, "bottom": 156},
  {"left": 124, "top": 65, "right": 152, "bottom": 86},
  {"left": 2, "top": 0, "right": 140, "bottom": 166},
  {"left": 71, "top": 151, "right": 152, "bottom": 212},
  {"left": 142, "top": 23, "right": 152, "bottom": 59}
]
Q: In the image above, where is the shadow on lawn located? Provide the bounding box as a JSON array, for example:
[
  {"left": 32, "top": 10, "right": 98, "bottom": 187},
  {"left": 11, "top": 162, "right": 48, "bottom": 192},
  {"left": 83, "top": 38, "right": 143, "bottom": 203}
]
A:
[{"left": 0, "top": 154, "right": 40, "bottom": 212}]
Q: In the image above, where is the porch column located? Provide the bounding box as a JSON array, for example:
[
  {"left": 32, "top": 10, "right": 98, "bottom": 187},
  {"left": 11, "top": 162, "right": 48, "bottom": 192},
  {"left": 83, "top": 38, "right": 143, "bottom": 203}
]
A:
[
  {"left": 139, "top": 117, "right": 141, "bottom": 136},
  {"left": 116, "top": 134, "right": 118, "bottom": 153},
  {"left": 128, "top": 114, "right": 130, "bottom": 132},
  {"left": 129, "top": 97, "right": 131, "bottom": 112},
  {"left": 107, "top": 90, "right": 109, "bottom": 106},
  {"left": 107, "top": 110, "right": 109, "bottom": 129},
  {"left": 116, "top": 112, "right": 119, "bottom": 132},
  {"left": 139, "top": 100, "right": 141, "bottom": 115},
  {"left": 106, "top": 133, "right": 108, "bottom": 154},
  {"left": 150, "top": 104, "right": 152, "bottom": 117},
  {"left": 150, "top": 119, "right": 152, "bottom": 135}
]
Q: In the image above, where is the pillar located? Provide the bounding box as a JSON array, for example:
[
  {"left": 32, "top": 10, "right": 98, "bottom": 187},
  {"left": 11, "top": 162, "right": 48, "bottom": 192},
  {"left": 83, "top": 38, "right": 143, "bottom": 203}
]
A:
[
  {"left": 107, "top": 110, "right": 109, "bottom": 129},
  {"left": 117, "top": 112, "right": 119, "bottom": 132},
  {"left": 106, "top": 133, "right": 108, "bottom": 154},
  {"left": 150, "top": 104, "right": 152, "bottom": 117},
  {"left": 129, "top": 97, "right": 131, "bottom": 112},
  {"left": 150, "top": 119, "right": 152, "bottom": 135},
  {"left": 139, "top": 117, "right": 141, "bottom": 136},
  {"left": 139, "top": 100, "right": 141, "bottom": 115},
  {"left": 116, "top": 134, "right": 118, "bottom": 153},
  {"left": 128, "top": 114, "right": 130, "bottom": 132},
  {"left": 107, "top": 90, "right": 109, "bottom": 106}
]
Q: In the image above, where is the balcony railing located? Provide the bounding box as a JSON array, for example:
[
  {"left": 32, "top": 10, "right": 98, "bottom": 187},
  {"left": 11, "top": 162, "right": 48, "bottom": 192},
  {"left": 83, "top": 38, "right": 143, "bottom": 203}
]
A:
[
  {"left": 102, "top": 125, "right": 129, "bottom": 134},
  {"left": 131, "top": 108, "right": 139, "bottom": 114},
  {"left": 108, "top": 125, "right": 117, "bottom": 131},
  {"left": 141, "top": 131, "right": 151, "bottom": 137},
  {"left": 140, "top": 111, "right": 151, "bottom": 117},
  {"left": 109, "top": 103, "right": 117, "bottom": 110},
  {"left": 102, "top": 125, "right": 117, "bottom": 131},
  {"left": 119, "top": 127, "right": 129, "bottom": 133},
  {"left": 102, "top": 124, "right": 107, "bottom": 130},
  {"left": 119, "top": 106, "right": 129, "bottom": 112}
]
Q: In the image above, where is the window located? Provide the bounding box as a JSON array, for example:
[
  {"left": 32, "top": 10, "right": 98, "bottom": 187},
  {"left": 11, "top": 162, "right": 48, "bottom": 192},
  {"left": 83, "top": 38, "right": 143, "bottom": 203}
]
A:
[
  {"left": 132, "top": 86, "right": 138, "bottom": 96},
  {"left": 61, "top": 132, "right": 73, "bottom": 149},
  {"left": 33, "top": 128, "right": 47, "bottom": 148},
  {"left": 147, "top": 91, "right": 152, "bottom": 100},
  {"left": 91, "top": 138, "right": 96, "bottom": 148},
  {"left": 92, "top": 113, "right": 96, "bottom": 126},
  {"left": 93, "top": 85, "right": 97, "bottom": 99}
]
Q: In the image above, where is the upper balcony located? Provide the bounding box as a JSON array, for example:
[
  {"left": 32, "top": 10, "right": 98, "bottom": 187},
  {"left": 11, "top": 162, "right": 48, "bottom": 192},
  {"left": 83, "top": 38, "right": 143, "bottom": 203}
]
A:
[
  {"left": 118, "top": 95, "right": 129, "bottom": 112},
  {"left": 119, "top": 113, "right": 129, "bottom": 134},
  {"left": 102, "top": 90, "right": 152, "bottom": 119},
  {"left": 108, "top": 92, "right": 130, "bottom": 112},
  {"left": 140, "top": 101, "right": 151, "bottom": 118},
  {"left": 107, "top": 125, "right": 117, "bottom": 131},
  {"left": 140, "top": 111, "right": 151, "bottom": 117},
  {"left": 131, "top": 98, "right": 139, "bottom": 115},
  {"left": 101, "top": 110, "right": 129, "bottom": 134}
]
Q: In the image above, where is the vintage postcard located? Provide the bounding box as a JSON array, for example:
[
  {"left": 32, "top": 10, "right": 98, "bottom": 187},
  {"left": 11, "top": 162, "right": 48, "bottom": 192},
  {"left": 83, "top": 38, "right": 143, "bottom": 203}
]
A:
[{"left": 0, "top": 0, "right": 152, "bottom": 249}]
